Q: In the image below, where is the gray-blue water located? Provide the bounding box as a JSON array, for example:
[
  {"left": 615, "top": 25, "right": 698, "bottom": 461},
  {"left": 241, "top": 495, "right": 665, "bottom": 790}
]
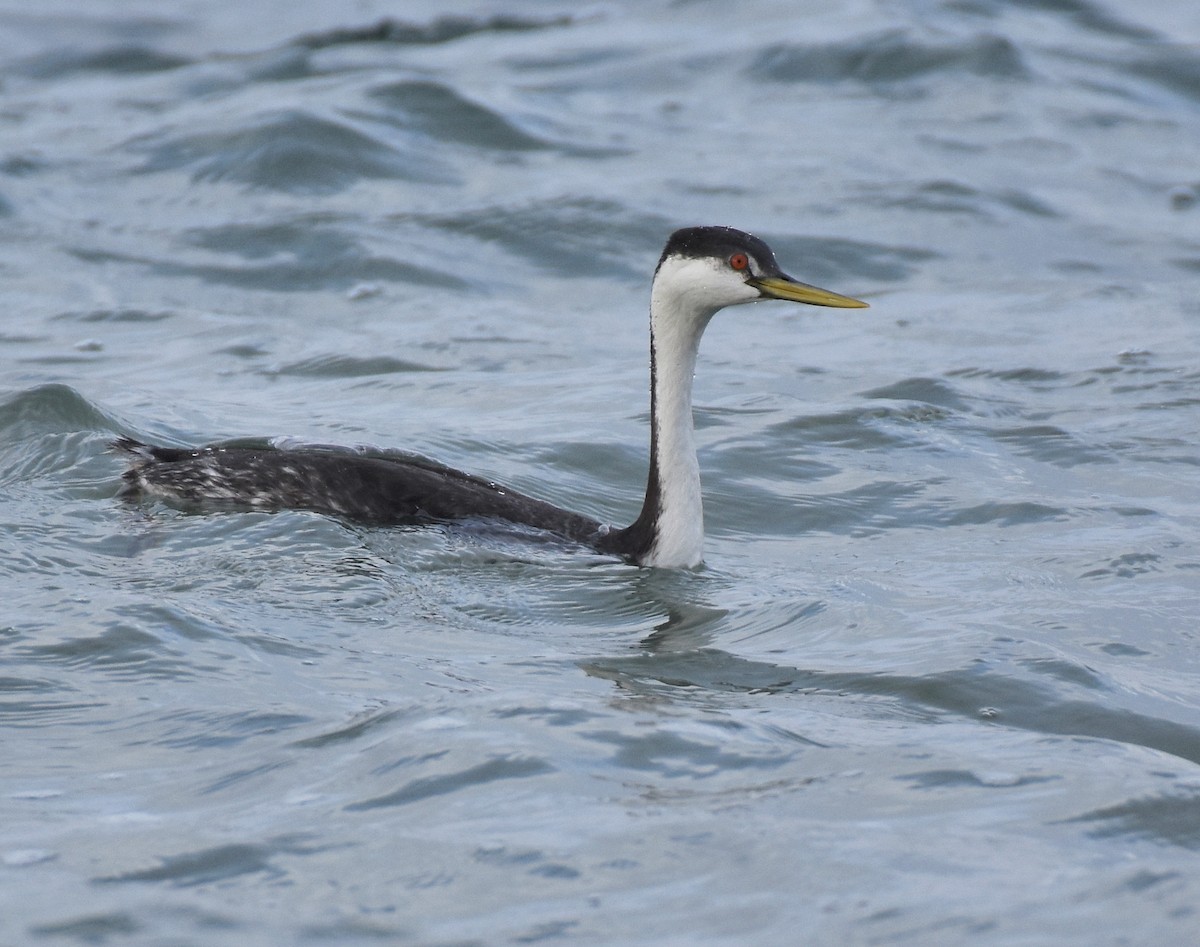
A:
[{"left": 2, "top": 1, "right": 1199, "bottom": 943}]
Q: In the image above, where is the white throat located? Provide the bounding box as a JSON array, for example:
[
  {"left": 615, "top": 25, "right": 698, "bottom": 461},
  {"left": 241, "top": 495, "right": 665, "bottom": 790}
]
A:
[
  {"left": 619, "top": 253, "right": 767, "bottom": 568},
  {"left": 640, "top": 263, "right": 726, "bottom": 568}
]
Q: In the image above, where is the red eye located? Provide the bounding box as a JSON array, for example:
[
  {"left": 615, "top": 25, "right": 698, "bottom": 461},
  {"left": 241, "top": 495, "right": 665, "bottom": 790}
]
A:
[{"left": 729, "top": 252, "right": 749, "bottom": 271}]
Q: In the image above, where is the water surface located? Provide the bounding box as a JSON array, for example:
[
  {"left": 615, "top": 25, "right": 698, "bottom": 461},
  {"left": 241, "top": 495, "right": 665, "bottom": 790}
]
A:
[{"left": 2, "top": 1, "right": 1199, "bottom": 944}]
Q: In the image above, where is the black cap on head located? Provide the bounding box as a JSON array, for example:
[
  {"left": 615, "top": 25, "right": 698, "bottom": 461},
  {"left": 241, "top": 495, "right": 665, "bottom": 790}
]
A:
[{"left": 657, "top": 226, "right": 782, "bottom": 275}]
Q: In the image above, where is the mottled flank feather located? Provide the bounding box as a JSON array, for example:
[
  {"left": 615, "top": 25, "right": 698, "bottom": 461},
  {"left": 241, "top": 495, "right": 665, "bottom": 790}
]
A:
[{"left": 113, "top": 437, "right": 608, "bottom": 547}]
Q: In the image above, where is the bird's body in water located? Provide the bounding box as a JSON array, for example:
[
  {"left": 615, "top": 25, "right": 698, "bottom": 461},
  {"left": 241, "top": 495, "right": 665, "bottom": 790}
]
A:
[{"left": 115, "top": 226, "right": 867, "bottom": 568}]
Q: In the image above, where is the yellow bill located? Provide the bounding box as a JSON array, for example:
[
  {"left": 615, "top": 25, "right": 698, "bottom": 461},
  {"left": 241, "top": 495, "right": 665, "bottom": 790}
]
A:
[{"left": 750, "top": 275, "right": 869, "bottom": 309}]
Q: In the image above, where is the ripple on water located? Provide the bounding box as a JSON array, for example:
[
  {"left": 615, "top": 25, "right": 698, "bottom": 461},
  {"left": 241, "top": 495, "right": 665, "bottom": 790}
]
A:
[
  {"left": 1066, "top": 791, "right": 1200, "bottom": 850},
  {"left": 579, "top": 722, "right": 795, "bottom": 781},
  {"left": 345, "top": 755, "right": 553, "bottom": 811},
  {"left": 939, "top": 500, "right": 1070, "bottom": 528},
  {"left": 152, "top": 709, "right": 313, "bottom": 752},
  {"left": 70, "top": 220, "right": 460, "bottom": 293},
  {"left": 1124, "top": 46, "right": 1200, "bottom": 104},
  {"left": 94, "top": 837, "right": 310, "bottom": 886},
  {"left": 31, "top": 913, "right": 143, "bottom": 943},
  {"left": 131, "top": 109, "right": 453, "bottom": 193},
  {"left": 585, "top": 649, "right": 1200, "bottom": 767},
  {"left": 897, "top": 768, "right": 1055, "bottom": 790},
  {"left": 0, "top": 697, "right": 107, "bottom": 729},
  {"left": 367, "top": 80, "right": 553, "bottom": 152},
  {"left": 16, "top": 623, "right": 192, "bottom": 681},
  {"left": 746, "top": 29, "right": 1030, "bottom": 85},
  {"left": 1080, "top": 552, "right": 1164, "bottom": 580},
  {"left": 763, "top": 402, "right": 950, "bottom": 453},
  {"left": 0, "top": 384, "right": 118, "bottom": 442},
  {"left": 54, "top": 308, "right": 175, "bottom": 324},
  {"left": 292, "top": 14, "right": 578, "bottom": 51},
  {"left": 411, "top": 198, "right": 664, "bottom": 279},
  {"left": 266, "top": 354, "right": 444, "bottom": 378},
  {"left": 765, "top": 234, "right": 936, "bottom": 283},
  {"left": 13, "top": 46, "right": 192, "bottom": 80},
  {"left": 788, "top": 479, "right": 935, "bottom": 536},
  {"left": 0, "top": 387, "right": 125, "bottom": 496},
  {"left": 989, "top": 423, "right": 1115, "bottom": 466},
  {"left": 289, "top": 707, "right": 406, "bottom": 749},
  {"left": 854, "top": 179, "right": 1061, "bottom": 219},
  {"left": 860, "top": 376, "right": 976, "bottom": 411},
  {"left": 411, "top": 545, "right": 668, "bottom": 634},
  {"left": 946, "top": 366, "right": 1072, "bottom": 386},
  {"left": 180, "top": 218, "right": 462, "bottom": 291}
]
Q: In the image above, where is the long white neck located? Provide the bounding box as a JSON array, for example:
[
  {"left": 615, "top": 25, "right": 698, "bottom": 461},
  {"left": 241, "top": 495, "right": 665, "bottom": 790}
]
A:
[{"left": 632, "top": 275, "right": 720, "bottom": 568}]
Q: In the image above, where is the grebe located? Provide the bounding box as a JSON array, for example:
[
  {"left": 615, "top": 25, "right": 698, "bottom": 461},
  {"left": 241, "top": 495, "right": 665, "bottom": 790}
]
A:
[{"left": 115, "top": 226, "right": 868, "bottom": 568}]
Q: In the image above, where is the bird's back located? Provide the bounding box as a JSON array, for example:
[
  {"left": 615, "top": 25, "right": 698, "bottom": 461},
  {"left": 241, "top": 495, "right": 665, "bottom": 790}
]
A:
[{"left": 114, "top": 438, "right": 606, "bottom": 545}]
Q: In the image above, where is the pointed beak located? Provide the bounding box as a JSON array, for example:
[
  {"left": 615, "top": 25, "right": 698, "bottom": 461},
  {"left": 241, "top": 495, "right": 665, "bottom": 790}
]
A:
[{"left": 749, "top": 275, "right": 869, "bottom": 309}]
